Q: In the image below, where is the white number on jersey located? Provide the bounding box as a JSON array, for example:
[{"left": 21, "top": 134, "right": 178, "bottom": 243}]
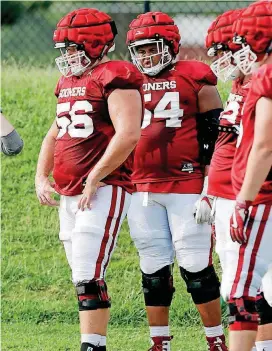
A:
[
  {"left": 56, "top": 100, "right": 94, "bottom": 139},
  {"left": 142, "top": 92, "right": 184, "bottom": 129},
  {"left": 220, "top": 100, "right": 240, "bottom": 124}
]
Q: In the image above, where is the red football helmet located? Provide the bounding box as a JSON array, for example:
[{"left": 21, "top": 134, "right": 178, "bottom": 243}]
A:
[
  {"left": 205, "top": 9, "right": 243, "bottom": 82},
  {"left": 53, "top": 8, "right": 117, "bottom": 77},
  {"left": 233, "top": 0, "right": 272, "bottom": 75},
  {"left": 126, "top": 12, "right": 181, "bottom": 76}
]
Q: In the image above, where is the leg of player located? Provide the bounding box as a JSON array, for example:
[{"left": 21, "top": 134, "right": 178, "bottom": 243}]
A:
[
  {"left": 166, "top": 193, "right": 227, "bottom": 350},
  {"left": 60, "top": 186, "right": 130, "bottom": 351},
  {"left": 221, "top": 204, "right": 272, "bottom": 351},
  {"left": 213, "top": 199, "right": 266, "bottom": 351},
  {"left": 255, "top": 272, "right": 272, "bottom": 351},
  {"left": 127, "top": 192, "right": 175, "bottom": 351},
  {"left": 214, "top": 197, "right": 236, "bottom": 274}
]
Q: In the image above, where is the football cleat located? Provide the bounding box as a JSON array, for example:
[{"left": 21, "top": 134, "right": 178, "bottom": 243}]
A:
[
  {"left": 148, "top": 336, "right": 173, "bottom": 351},
  {"left": 80, "top": 343, "right": 106, "bottom": 351},
  {"left": 206, "top": 335, "right": 228, "bottom": 351}
]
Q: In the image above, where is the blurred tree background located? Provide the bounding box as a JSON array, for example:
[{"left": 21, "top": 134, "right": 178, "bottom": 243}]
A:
[{"left": 1, "top": 1, "right": 254, "bottom": 66}]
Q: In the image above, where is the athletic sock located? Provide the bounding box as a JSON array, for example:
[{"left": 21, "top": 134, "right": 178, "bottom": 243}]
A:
[
  {"left": 204, "top": 325, "right": 224, "bottom": 338},
  {"left": 150, "top": 325, "right": 170, "bottom": 338},
  {"left": 81, "top": 334, "right": 105, "bottom": 346}
]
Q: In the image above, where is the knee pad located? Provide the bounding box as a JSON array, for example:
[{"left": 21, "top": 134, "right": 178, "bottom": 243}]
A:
[
  {"left": 76, "top": 279, "right": 111, "bottom": 311},
  {"left": 228, "top": 297, "right": 259, "bottom": 331},
  {"left": 256, "top": 293, "right": 272, "bottom": 325},
  {"left": 180, "top": 265, "right": 220, "bottom": 304},
  {"left": 142, "top": 265, "right": 175, "bottom": 307}
]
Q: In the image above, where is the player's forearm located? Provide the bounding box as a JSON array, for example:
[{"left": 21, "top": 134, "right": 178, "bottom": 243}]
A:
[
  {"left": 35, "top": 136, "right": 55, "bottom": 180},
  {"left": 238, "top": 145, "right": 272, "bottom": 201},
  {"left": 86, "top": 132, "right": 139, "bottom": 184}
]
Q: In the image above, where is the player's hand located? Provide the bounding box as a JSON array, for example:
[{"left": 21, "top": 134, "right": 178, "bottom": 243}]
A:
[
  {"left": 230, "top": 199, "right": 252, "bottom": 244},
  {"left": 193, "top": 195, "right": 214, "bottom": 224},
  {"left": 78, "top": 179, "right": 106, "bottom": 211},
  {"left": 35, "top": 176, "right": 59, "bottom": 207}
]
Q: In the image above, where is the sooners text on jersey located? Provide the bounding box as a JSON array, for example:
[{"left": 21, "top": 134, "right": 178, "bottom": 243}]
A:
[
  {"left": 208, "top": 78, "right": 251, "bottom": 199},
  {"left": 132, "top": 60, "right": 217, "bottom": 194},
  {"left": 53, "top": 61, "right": 143, "bottom": 196},
  {"left": 232, "top": 64, "right": 272, "bottom": 205}
]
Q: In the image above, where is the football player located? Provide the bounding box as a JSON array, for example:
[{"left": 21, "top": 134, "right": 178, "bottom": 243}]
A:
[
  {"left": 35, "top": 8, "right": 143, "bottom": 351},
  {"left": 218, "top": 2, "right": 272, "bottom": 351},
  {"left": 1, "top": 110, "right": 24, "bottom": 156},
  {"left": 205, "top": 8, "right": 246, "bottom": 273},
  {"left": 206, "top": 6, "right": 272, "bottom": 351},
  {"left": 126, "top": 11, "right": 227, "bottom": 351}
]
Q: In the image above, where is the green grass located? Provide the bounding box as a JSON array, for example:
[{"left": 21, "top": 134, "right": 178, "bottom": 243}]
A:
[
  {"left": 3, "top": 324, "right": 213, "bottom": 351},
  {"left": 1, "top": 64, "right": 230, "bottom": 350}
]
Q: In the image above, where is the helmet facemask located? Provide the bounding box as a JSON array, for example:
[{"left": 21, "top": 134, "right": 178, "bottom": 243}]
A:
[
  {"left": 232, "top": 36, "right": 258, "bottom": 75},
  {"left": 208, "top": 44, "right": 241, "bottom": 82},
  {"left": 55, "top": 42, "right": 92, "bottom": 77},
  {"left": 128, "top": 38, "right": 172, "bottom": 76}
]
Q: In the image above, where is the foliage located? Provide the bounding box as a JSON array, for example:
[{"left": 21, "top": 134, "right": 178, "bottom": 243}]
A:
[{"left": 1, "top": 1, "right": 52, "bottom": 25}]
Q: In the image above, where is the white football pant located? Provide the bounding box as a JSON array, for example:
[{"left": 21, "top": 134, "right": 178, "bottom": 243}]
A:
[
  {"left": 58, "top": 185, "right": 130, "bottom": 284},
  {"left": 213, "top": 199, "right": 272, "bottom": 301},
  {"left": 127, "top": 192, "right": 213, "bottom": 274}
]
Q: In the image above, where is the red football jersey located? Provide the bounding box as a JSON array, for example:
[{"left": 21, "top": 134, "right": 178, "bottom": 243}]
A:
[
  {"left": 53, "top": 61, "right": 143, "bottom": 196},
  {"left": 232, "top": 64, "right": 272, "bottom": 205},
  {"left": 132, "top": 60, "right": 217, "bottom": 194},
  {"left": 208, "top": 78, "right": 251, "bottom": 199}
]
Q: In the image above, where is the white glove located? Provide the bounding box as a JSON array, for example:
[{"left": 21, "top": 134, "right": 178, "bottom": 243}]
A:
[
  {"left": 193, "top": 176, "right": 214, "bottom": 224},
  {"left": 193, "top": 195, "right": 214, "bottom": 224}
]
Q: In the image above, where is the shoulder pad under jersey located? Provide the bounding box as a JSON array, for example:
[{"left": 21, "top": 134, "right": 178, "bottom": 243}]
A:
[
  {"left": 250, "top": 64, "right": 272, "bottom": 100},
  {"left": 97, "top": 61, "right": 144, "bottom": 93},
  {"left": 174, "top": 60, "right": 217, "bottom": 86}
]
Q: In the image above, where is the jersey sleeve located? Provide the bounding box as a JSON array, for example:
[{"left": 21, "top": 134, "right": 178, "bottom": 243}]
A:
[
  {"left": 250, "top": 64, "right": 272, "bottom": 100},
  {"left": 99, "top": 61, "right": 144, "bottom": 98},
  {"left": 54, "top": 76, "right": 65, "bottom": 97}
]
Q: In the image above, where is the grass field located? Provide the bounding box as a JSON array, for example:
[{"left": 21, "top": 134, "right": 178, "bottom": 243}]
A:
[{"left": 1, "top": 64, "right": 230, "bottom": 351}]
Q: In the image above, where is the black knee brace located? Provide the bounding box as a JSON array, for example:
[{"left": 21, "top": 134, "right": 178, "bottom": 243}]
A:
[
  {"left": 142, "top": 265, "right": 175, "bottom": 307},
  {"left": 228, "top": 297, "right": 259, "bottom": 326},
  {"left": 180, "top": 265, "right": 220, "bottom": 304},
  {"left": 256, "top": 293, "right": 272, "bottom": 325},
  {"left": 76, "top": 279, "right": 111, "bottom": 311}
]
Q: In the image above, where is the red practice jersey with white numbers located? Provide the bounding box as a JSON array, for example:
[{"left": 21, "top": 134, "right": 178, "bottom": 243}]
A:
[
  {"left": 208, "top": 78, "right": 251, "bottom": 199},
  {"left": 232, "top": 64, "right": 272, "bottom": 205},
  {"left": 132, "top": 60, "right": 217, "bottom": 194},
  {"left": 53, "top": 61, "right": 143, "bottom": 196}
]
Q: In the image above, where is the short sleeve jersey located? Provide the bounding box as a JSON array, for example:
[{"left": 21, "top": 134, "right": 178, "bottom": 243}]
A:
[
  {"left": 132, "top": 60, "right": 217, "bottom": 194},
  {"left": 53, "top": 61, "right": 143, "bottom": 196},
  {"left": 232, "top": 64, "right": 272, "bottom": 205},
  {"left": 208, "top": 78, "right": 251, "bottom": 199}
]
